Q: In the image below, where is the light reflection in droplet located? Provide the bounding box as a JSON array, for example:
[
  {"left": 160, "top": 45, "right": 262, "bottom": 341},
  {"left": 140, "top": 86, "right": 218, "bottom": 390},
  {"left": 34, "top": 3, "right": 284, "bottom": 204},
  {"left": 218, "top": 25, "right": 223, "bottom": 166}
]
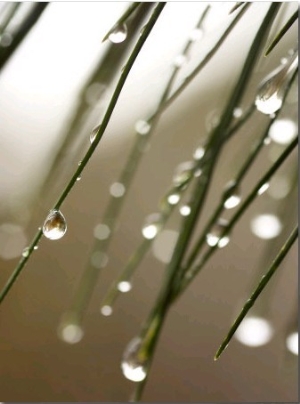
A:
[
  {"left": 286, "top": 332, "right": 298, "bottom": 355},
  {"left": 59, "top": 323, "right": 84, "bottom": 344},
  {"left": 94, "top": 223, "right": 110, "bottom": 240},
  {"left": 117, "top": 281, "right": 132, "bottom": 293},
  {"left": 250, "top": 214, "right": 282, "bottom": 239},
  {"left": 110, "top": 182, "right": 126, "bottom": 198},
  {"left": 101, "top": 305, "right": 113, "bottom": 316},
  {"left": 235, "top": 316, "right": 274, "bottom": 347},
  {"left": 268, "top": 119, "right": 297, "bottom": 145},
  {"left": 109, "top": 24, "right": 127, "bottom": 43}
]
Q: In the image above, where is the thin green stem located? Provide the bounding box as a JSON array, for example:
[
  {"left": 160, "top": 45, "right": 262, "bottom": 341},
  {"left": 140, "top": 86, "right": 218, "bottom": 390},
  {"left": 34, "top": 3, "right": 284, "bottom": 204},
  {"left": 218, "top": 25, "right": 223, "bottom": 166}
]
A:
[
  {"left": 177, "top": 136, "right": 298, "bottom": 298},
  {"left": 229, "top": 3, "right": 245, "bottom": 15},
  {"left": 265, "top": 10, "right": 298, "bottom": 56},
  {"left": 0, "top": 3, "right": 166, "bottom": 307},
  {"left": 214, "top": 225, "right": 298, "bottom": 360}
]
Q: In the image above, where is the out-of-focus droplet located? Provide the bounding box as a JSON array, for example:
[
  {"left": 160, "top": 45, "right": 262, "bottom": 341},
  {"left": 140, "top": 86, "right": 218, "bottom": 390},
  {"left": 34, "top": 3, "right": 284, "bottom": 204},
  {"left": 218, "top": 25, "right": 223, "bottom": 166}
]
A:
[
  {"left": 117, "top": 281, "right": 132, "bottom": 293},
  {"left": 142, "top": 213, "right": 163, "bottom": 240},
  {"left": 268, "top": 175, "right": 291, "bottom": 200},
  {"left": 250, "top": 214, "right": 282, "bottom": 239},
  {"left": 224, "top": 181, "right": 241, "bottom": 209},
  {"left": 33, "top": 245, "right": 38, "bottom": 250},
  {"left": 43, "top": 210, "right": 67, "bottom": 240},
  {"left": 268, "top": 119, "right": 297, "bottom": 145},
  {"left": 78, "top": 161, "right": 82, "bottom": 166},
  {"left": 22, "top": 247, "right": 30, "bottom": 257},
  {"left": 110, "top": 182, "right": 126, "bottom": 198},
  {"left": 189, "top": 28, "right": 203, "bottom": 42},
  {"left": 135, "top": 120, "right": 151, "bottom": 135},
  {"left": 235, "top": 316, "right": 274, "bottom": 347},
  {"left": 94, "top": 223, "right": 110, "bottom": 240},
  {"left": 90, "top": 251, "right": 109, "bottom": 269},
  {"left": 59, "top": 323, "right": 84, "bottom": 344},
  {"left": 121, "top": 337, "right": 147, "bottom": 382},
  {"left": 286, "top": 331, "right": 298, "bottom": 355},
  {"left": 173, "top": 161, "right": 194, "bottom": 187},
  {"left": 264, "top": 137, "right": 271, "bottom": 145},
  {"left": 257, "top": 182, "right": 269, "bottom": 195},
  {"left": 101, "top": 305, "right": 113, "bottom": 316},
  {"left": 109, "top": 24, "right": 127, "bottom": 43},
  {"left": 193, "top": 146, "right": 205, "bottom": 160},
  {"left": 206, "top": 219, "right": 229, "bottom": 248},
  {"left": 255, "top": 52, "right": 298, "bottom": 115},
  {"left": 180, "top": 205, "right": 191, "bottom": 216},
  {"left": 173, "top": 54, "right": 187, "bottom": 68},
  {"left": 90, "top": 125, "right": 100, "bottom": 144},
  {"left": 233, "top": 107, "right": 243, "bottom": 118},
  {"left": 167, "top": 193, "right": 180, "bottom": 205},
  {"left": 76, "top": 176, "right": 81, "bottom": 181}
]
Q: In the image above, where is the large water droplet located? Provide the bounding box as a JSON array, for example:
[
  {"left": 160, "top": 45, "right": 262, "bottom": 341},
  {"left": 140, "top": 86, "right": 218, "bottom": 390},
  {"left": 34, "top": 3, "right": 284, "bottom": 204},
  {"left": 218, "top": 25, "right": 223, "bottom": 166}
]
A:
[
  {"left": 255, "top": 52, "right": 298, "bottom": 115},
  {"left": 43, "top": 210, "right": 67, "bottom": 240},
  {"left": 268, "top": 119, "right": 297, "bottom": 145},
  {"left": 173, "top": 161, "right": 194, "bottom": 187},
  {"left": 109, "top": 24, "right": 127, "bottom": 43},
  {"left": 142, "top": 213, "right": 163, "bottom": 240},
  {"left": 250, "top": 214, "right": 282, "bottom": 239},
  {"left": 22, "top": 247, "right": 30, "bottom": 257},
  {"left": 121, "top": 337, "right": 147, "bottom": 382}
]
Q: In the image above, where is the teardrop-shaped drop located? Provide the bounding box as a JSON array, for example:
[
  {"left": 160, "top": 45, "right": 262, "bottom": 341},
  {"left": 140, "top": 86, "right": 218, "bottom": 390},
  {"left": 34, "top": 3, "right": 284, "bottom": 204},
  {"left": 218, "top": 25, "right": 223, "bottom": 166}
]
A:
[
  {"left": 121, "top": 337, "right": 148, "bottom": 382},
  {"left": 173, "top": 161, "right": 194, "bottom": 187},
  {"left": 255, "top": 52, "right": 298, "bottom": 115},
  {"left": 109, "top": 24, "right": 127, "bottom": 44},
  {"left": 43, "top": 210, "right": 67, "bottom": 240}
]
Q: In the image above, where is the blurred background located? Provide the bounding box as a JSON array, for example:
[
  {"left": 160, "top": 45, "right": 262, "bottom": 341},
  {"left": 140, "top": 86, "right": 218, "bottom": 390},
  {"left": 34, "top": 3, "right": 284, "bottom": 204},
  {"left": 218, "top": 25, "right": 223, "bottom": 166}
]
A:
[{"left": 0, "top": 2, "right": 298, "bottom": 402}]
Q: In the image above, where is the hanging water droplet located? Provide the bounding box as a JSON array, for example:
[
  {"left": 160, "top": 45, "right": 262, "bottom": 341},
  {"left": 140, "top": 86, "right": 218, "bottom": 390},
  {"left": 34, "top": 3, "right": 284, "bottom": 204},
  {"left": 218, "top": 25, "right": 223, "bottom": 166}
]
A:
[
  {"left": 257, "top": 182, "right": 269, "bottom": 195},
  {"left": 173, "top": 161, "right": 194, "bottom": 187},
  {"left": 117, "top": 281, "right": 132, "bottom": 293},
  {"left": 43, "top": 210, "right": 67, "bottom": 240},
  {"left": 110, "top": 182, "right": 126, "bottom": 198},
  {"left": 90, "top": 125, "right": 100, "bottom": 144},
  {"left": 121, "top": 337, "right": 148, "bottom": 382},
  {"left": 135, "top": 120, "right": 151, "bottom": 135},
  {"left": 189, "top": 28, "right": 203, "bottom": 42},
  {"left": 180, "top": 205, "right": 191, "bottom": 216},
  {"left": 101, "top": 305, "right": 113, "bottom": 316},
  {"left": 193, "top": 146, "right": 205, "bottom": 160},
  {"left": 255, "top": 52, "right": 298, "bottom": 115},
  {"left": 109, "top": 24, "right": 127, "bottom": 43},
  {"left": 167, "top": 193, "right": 180, "bottom": 205},
  {"left": 142, "top": 213, "right": 163, "bottom": 240},
  {"left": 224, "top": 181, "right": 241, "bottom": 209},
  {"left": 22, "top": 247, "right": 30, "bottom": 257},
  {"left": 206, "top": 219, "right": 229, "bottom": 247},
  {"left": 59, "top": 323, "right": 84, "bottom": 344}
]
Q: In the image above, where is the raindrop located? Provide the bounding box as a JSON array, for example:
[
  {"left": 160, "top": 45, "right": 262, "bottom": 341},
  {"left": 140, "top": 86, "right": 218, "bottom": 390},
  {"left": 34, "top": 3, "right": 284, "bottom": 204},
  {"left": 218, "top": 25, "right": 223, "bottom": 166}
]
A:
[
  {"left": 167, "top": 193, "right": 180, "bottom": 205},
  {"left": 22, "top": 247, "right": 30, "bottom": 257},
  {"left": 76, "top": 176, "right": 81, "bottom": 181},
  {"left": 235, "top": 316, "right": 274, "bottom": 347},
  {"left": 264, "top": 137, "right": 271, "bottom": 145},
  {"left": 110, "top": 182, "right": 126, "bottom": 198},
  {"left": 193, "top": 146, "right": 205, "bottom": 160},
  {"left": 101, "top": 305, "right": 113, "bottom": 316},
  {"left": 179, "top": 205, "right": 191, "bottom": 216},
  {"left": 142, "top": 213, "right": 163, "bottom": 240},
  {"left": 173, "top": 161, "right": 194, "bottom": 186},
  {"left": 42, "top": 210, "right": 67, "bottom": 240},
  {"left": 109, "top": 24, "right": 127, "bottom": 43},
  {"left": 33, "top": 245, "right": 38, "bottom": 250},
  {"left": 117, "top": 281, "right": 132, "bottom": 293},
  {"left": 286, "top": 331, "right": 298, "bottom": 356},
  {"left": 90, "top": 125, "right": 100, "bottom": 144},
  {"left": 94, "top": 223, "right": 110, "bottom": 240},
  {"left": 224, "top": 181, "right": 241, "bottom": 209},
  {"left": 255, "top": 52, "right": 298, "bottom": 115},
  {"left": 121, "top": 337, "right": 147, "bottom": 382},
  {"left": 257, "top": 182, "right": 269, "bottom": 195},
  {"left": 59, "top": 323, "right": 84, "bottom": 344},
  {"left": 233, "top": 107, "right": 243, "bottom": 118},
  {"left": 250, "top": 214, "right": 282, "bottom": 239},
  {"left": 206, "top": 219, "right": 229, "bottom": 247},
  {"left": 135, "top": 120, "right": 151, "bottom": 135},
  {"left": 268, "top": 119, "right": 297, "bottom": 145}
]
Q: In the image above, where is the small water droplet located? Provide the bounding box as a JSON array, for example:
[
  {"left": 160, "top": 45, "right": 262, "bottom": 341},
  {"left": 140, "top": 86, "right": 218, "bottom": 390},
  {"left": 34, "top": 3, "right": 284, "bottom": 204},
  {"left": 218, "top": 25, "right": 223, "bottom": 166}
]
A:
[
  {"left": 94, "top": 223, "right": 110, "bottom": 240},
  {"left": 59, "top": 323, "right": 84, "bottom": 344},
  {"left": 142, "top": 213, "right": 163, "bottom": 240},
  {"left": 109, "top": 24, "right": 127, "bottom": 43},
  {"left": 121, "top": 337, "right": 148, "bottom": 382},
  {"left": 101, "top": 305, "right": 113, "bottom": 316},
  {"left": 224, "top": 181, "right": 241, "bottom": 209},
  {"left": 78, "top": 161, "right": 82, "bottom": 166},
  {"left": 206, "top": 219, "right": 229, "bottom": 247},
  {"left": 110, "top": 182, "right": 126, "bottom": 198},
  {"left": 189, "top": 28, "right": 203, "bottom": 42},
  {"left": 173, "top": 161, "right": 194, "bottom": 186},
  {"left": 76, "top": 176, "right": 81, "bottom": 181},
  {"left": 194, "top": 168, "right": 202, "bottom": 178},
  {"left": 43, "top": 210, "right": 67, "bottom": 240},
  {"left": 117, "top": 281, "right": 132, "bottom": 293},
  {"left": 173, "top": 54, "right": 187, "bottom": 68},
  {"left": 22, "top": 247, "right": 30, "bottom": 257},
  {"left": 268, "top": 118, "right": 297, "bottom": 145},
  {"left": 193, "top": 146, "right": 205, "bottom": 160},
  {"left": 33, "top": 245, "right": 38, "bottom": 250},
  {"left": 167, "top": 193, "right": 180, "bottom": 205},
  {"left": 90, "top": 124, "right": 100, "bottom": 144},
  {"left": 255, "top": 52, "right": 298, "bottom": 115},
  {"left": 233, "top": 107, "right": 243, "bottom": 118},
  {"left": 179, "top": 205, "right": 191, "bottom": 216},
  {"left": 91, "top": 251, "right": 109, "bottom": 268},
  {"left": 135, "top": 120, "right": 151, "bottom": 135},
  {"left": 257, "top": 182, "right": 269, "bottom": 195}
]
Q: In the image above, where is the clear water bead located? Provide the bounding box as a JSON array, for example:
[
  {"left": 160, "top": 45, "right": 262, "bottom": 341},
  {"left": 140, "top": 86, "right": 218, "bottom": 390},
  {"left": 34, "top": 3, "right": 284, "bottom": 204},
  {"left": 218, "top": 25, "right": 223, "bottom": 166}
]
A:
[
  {"left": 142, "top": 213, "right": 163, "bottom": 240},
  {"left": 135, "top": 120, "right": 151, "bottom": 135},
  {"left": 109, "top": 24, "right": 127, "bottom": 43},
  {"left": 193, "top": 146, "right": 205, "bottom": 160},
  {"left": 59, "top": 323, "right": 84, "bottom": 344},
  {"left": 22, "top": 247, "right": 30, "bottom": 257},
  {"left": 167, "top": 193, "right": 180, "bottom": 205},
  {"left": 121, "top": 337, "right": 147, "bottom": 382},
  {"left": 206, "top": 219, "right": 229, "bottom": 248},
  {"left": 173, "top": 161, "right": 194, "bottom": 187},
  {"left": 224, "top": 181, "right": 241, "bottom": 209},
  {"left": 94, "top": 223, "right": 110, "bottom": 240},
  {"left": 110, "top": 182, "right": 126, "bottom": 198},
  {"left": 255, "top": 52, "right": 298, "bottom": 115},
  {"left": 101, "top": 305, "right": 113, "bottom": 316},
  {"left": 257, "top": 183, "right": 269, "bottom": 195},
  {"left": 43, "top": 210, "right": 67, "bottom": 240},
  {"left": 180, "top": 205, "right": 191, "bottom": 216},
  {"left": 117, "top": 281, "right": 132, "bottom": 293},
  {"left": 268, "top": 119, "right": 297, "bottom": 145},
  {"left": 90, "top": 124, "right": 100, "bottom": 144}
]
